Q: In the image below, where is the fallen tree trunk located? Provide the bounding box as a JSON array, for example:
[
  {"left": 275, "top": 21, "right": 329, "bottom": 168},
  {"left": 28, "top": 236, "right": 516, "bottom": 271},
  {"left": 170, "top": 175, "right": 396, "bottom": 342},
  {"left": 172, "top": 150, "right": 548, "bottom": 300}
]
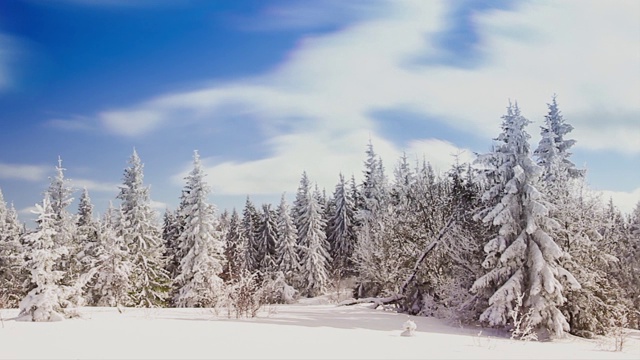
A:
[{"left": 339, "top": 215, "right": 456, "bottom": 308}]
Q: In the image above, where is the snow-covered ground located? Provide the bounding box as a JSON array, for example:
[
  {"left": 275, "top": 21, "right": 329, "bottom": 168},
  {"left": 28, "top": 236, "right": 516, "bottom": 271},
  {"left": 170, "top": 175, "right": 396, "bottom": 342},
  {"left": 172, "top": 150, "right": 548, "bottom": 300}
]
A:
[{"left": 1, "top": 297, "right": 638, "bottom": 359}]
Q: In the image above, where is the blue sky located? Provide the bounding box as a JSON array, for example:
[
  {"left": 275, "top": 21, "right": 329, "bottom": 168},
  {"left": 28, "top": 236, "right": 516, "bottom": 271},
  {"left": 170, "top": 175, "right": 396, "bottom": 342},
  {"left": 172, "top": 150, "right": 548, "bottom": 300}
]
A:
[{"left": 0, "top": 0, "right": 638, "bottom": 225}]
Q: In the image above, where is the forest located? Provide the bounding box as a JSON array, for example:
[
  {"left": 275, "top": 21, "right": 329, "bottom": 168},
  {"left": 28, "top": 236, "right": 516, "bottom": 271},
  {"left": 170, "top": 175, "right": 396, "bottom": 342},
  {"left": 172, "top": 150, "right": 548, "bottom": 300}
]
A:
[{"left": 0, "top": 96, "right": 638, "bottom": 341}]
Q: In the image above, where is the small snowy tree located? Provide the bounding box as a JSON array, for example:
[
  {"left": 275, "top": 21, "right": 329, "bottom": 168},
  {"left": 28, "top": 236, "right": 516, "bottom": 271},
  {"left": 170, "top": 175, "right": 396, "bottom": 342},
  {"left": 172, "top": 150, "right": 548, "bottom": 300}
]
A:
[
  {"left": 298, "top": 189, "right": 331, "bottom": 297},
  {"left": 17, "top": 193, "right": 68, "bottom": 321},
  {"left": 275, "top": 194, "right": 300, "bottom": 286},
  {"left": 117, "top": 149, "right": 169, "bottom": 307},
  {"left": 0, "top": 188, "right": 24, "bottom": 307},
  {"left": 471, "top": 102, "right": 580, "bottom": 337},
  {"left": 173, "top": 151, "right": 225, "bottom": 308}
]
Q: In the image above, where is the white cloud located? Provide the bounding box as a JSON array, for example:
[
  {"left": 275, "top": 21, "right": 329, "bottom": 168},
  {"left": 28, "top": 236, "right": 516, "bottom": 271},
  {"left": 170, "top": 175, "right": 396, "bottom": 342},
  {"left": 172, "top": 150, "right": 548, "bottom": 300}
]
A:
[
  {"left": 90, "top": 0, "right": 638, "bottom": 195},
  {"left": 596, "top": 187, "right": 640, "bottom": 215},
  {"left": 18, "top": 205, "right": 38, "bottom": 216},
  {"left": 0, "top": 163, "right": 48, "bottom": 181},
  {"left": 69, "top": 178, "right": 120, "bottom": 193}
]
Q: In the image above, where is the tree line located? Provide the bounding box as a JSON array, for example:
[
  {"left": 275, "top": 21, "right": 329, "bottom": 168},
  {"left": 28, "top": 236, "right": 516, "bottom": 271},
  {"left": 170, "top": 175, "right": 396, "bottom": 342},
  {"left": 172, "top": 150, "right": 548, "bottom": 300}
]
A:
[{"left": 0, "top": 96, "right": 638, "bottom": 339}]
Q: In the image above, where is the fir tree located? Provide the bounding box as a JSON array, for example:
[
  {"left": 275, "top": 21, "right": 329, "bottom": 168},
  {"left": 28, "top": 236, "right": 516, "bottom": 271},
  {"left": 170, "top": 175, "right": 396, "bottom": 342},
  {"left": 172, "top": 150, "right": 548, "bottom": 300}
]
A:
[
  {"left": 471, "top": 102, "right": 580, "bottom": 337},
  {"left": 92, "top": 203, "right": 134, "bottom": 307},
  {"left": 117, "top": 149, "right": 169, "bottom": 307},
  {"left": 298, "top": 190, "right": 331, "bottom": 297},
  {"left": 275, "top": 194, "right": 300, "bottom": 286},
  {"left": 223, "top": 209, "right": 247, "bottom": 282},
  {"left": 256, "top": 204, "right": 278, "bottom": 274},
  {"left": 18, "top": 193, "right": 68, "bottom": 321},
  {"left": 173, "top": 151, "right": 225, "bottom": 308},
  {"left": 242, "top": 197, "right": 260, "bottom": 273},
  {"left": 327, "top": 173, "right": 356, "bottom": 276},
  {"left": 74, "top": 188, "right": 101, "bottom": 304},
  {"left": 0, "top": 188, "right": 24, "bottom": 307}
]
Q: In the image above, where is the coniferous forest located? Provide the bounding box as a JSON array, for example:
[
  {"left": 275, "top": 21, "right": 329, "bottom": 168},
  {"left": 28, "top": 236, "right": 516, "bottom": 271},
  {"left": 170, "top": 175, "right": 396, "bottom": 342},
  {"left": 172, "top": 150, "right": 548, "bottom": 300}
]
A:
[{"left": 1, "top": 97, "right": 638, "bottom": 340}]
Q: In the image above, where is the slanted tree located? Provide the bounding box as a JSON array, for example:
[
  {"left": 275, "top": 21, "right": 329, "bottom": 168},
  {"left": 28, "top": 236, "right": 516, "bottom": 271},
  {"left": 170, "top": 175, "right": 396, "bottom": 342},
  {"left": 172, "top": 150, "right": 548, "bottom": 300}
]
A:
[
  {"left": 298, "top": 189, "right": 331, "bottom": 297},
  {"left": 117, "top": 149, "right": 169, "bottom": 307},
  {"left": 470, "top": 102, "right": 580, "bottom": 337},
  {"left": 275, "top": 194, "right": 300, "bottom": 286},
  {"left": 173, "top": 151, "right": 225, "bottom": 308},
  {"left": 0, "top": 188, "right": 24, "bottom": 307},
  {"left": 223, "top": 209, "right": 247, "bottom": 282},
  {"left": 17, "top": 193, "right": 68, "bottom": 321}
]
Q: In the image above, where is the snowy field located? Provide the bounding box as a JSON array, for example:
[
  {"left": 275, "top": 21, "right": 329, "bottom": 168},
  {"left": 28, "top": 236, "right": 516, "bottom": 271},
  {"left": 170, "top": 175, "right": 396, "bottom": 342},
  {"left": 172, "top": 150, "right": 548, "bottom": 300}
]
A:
[{"left": 1, "top": 298, "right": 638, "bottom": 359}]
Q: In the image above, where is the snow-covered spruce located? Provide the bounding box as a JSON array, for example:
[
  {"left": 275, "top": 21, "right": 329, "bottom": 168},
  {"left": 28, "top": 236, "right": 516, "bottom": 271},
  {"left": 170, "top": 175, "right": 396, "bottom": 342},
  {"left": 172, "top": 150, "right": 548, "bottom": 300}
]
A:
[
  {"left": 117, "top": 149, "right": 169, "bottom": 307},
  {"left": 256, "top": 204, "right": 278, "bottom": 274},
  {"left": 327, "top": 173, "right": 357, "bottom": 276},
  {"left": 17, "top": 193, "right": 68, "bottom": 322},
  {"left": 0, "top": 187, "right": 25, "bottom": 307},
  {"left": 223, "top": 209, "right": 247, "bottom": 282},
  {"left": 275, "top": 194, "right": 300, "bottom": 286},
  {"left": 173, "top": 151, "right": 225, "bottom": 308},
  {"left": 471, "top": 102, "right": 580, "bottom": 337},
  {"left": 297, "top": 187, "right": 332, "bottom": 297}
]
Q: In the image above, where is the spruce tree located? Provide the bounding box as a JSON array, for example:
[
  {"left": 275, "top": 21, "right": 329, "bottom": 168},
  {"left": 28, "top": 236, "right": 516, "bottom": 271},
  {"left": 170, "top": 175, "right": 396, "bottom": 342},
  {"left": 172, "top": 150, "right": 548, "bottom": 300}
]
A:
[
  {"left": 18, "top": 193, "right": 68, "bottom": 321},
  {"left": 256, "top": 204, "right": 278, "bottom": 274},
  {"left": 117, "top": 149, "right": 169, "bottom": 307},
  {"left": 327, "top": 173, "right": 356, "bottom": 276},
  {"left": 223, "top": 209, "right": 247, "bottom": 282},
  {"left": 471, "top": 102, "right": 580, "bottom": 337},
  {"left": 173, "top": 151, "right": 225, "bottom": 308},
  {"left": 242, "top": 197, "right": 260, "bottom": 273},
  {"left": 0, "top": 188, "right": 24, "bottom": 307},
  {"left": 298, "top": 189, "right": 331, "bottom": 297},
  {"left": 275, "top": 194, "right": 300, "bottom": 286},
  {"left": 91, "top": 203, "right": 134, "bottom": 307}
]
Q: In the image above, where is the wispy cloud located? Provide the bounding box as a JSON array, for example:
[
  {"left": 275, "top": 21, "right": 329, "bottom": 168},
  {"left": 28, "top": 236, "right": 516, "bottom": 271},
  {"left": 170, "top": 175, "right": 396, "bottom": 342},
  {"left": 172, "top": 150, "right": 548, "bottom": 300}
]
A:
[
  {"left": 0, "top": 163, "right": 49, "bottom": 182},
  {"left": 69, "top": 178, "right": 120, "bottom": 193},
  {"left": 74, "top": 0, "right": 638, "bottom": 203}
]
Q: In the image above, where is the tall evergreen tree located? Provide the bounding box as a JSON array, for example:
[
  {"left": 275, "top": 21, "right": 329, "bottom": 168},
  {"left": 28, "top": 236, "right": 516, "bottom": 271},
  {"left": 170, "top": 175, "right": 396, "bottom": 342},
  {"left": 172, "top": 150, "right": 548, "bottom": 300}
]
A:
[
  {"left": 47, "top": 157, "right": 78, "bottom": 291},
  {"left": 74, "top": 188, "right": 101, "bottom": 304},
  {"left": 117, "top": 149, "right": 169, "bottom": 307},
  {"left": 298, "top": 190, "right": 331, "bottom": 297},
  {"left": 91, "top": 203, "right": 134, "bottom": 307},
  {"left": 275, "top": 194, "right": 300, "bottom": 286},
  {"left": 0, "top": 188, "right": 24, "bottom": 307},
  {"left": 162, "top": 208, "right": 182, "bottom": 282},
  {"left": 256, "top": 204, "right": 278, "bottom": 274},
  {"left": 471, "top": 102, "right": 580, "bottom": 337},
  {"left": 242, "top": 197, "right": 260, "bottom": 273},
  {"left": 223, "top": 209, "right": 247, "bottom": 282},
  {"left": 18, "top": 193, "right": 68, "bottom": 321},
  {"left": 173, "top": 151, "right": 225, "bottom": 308},
  {"left": 327, "top": 173, "right": 356, "bottom": 276}
]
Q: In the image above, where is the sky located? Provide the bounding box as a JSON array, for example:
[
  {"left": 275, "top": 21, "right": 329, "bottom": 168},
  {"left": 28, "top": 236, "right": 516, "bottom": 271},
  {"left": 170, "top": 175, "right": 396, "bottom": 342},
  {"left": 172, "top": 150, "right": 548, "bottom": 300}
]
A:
[{"left": 0, "top": 0, "right": 638, "bottom": 225}]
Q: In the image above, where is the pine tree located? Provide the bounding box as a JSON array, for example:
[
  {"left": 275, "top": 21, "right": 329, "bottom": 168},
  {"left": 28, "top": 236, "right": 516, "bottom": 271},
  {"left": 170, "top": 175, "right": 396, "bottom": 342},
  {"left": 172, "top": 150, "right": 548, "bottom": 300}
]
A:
[
  {"left": 256, "top": 204, "right": 278, "bottom": 274},
  {"left": 173, "top": 151, "right": 225, "bottom": 308},
  {"left": 223, "top": 209, "right": 246, "bottom": 282},
  {"left": 0, "top": 188, "right": 24, "bottom": 307},
  {"left": 92, "top": 203, "right": 134, "bottom": 307},
  {"left": 162, "top": 208, "right": 183, "bottom": 283},
  {"left": 327, "top": 174, "right": 356, "bottom": 276},
  {"left": 534, "top": 95, "right": 585, "bottom": 181},
  {"left": 242, "top": 197, "right": 260, "bottom": 273},
  {"left": 74, "top": 188, "right": 101, "bottom": 304},
  {"left": 47, "top": 157, "right": 78, "bottom": 292},
  {"left": 298, "top": 189, "right": 331, "bottom": 297},
  {"left": 470, "top": 102, "right": 580, "bottom": 337},
  {"left": 275, "top": 194, "right": 300, "bottom": 286},
  {"left": 17, "top": 193, "right": 68, "bottom": 321},
  {"left": 117, "top": 149, "right": 169, "bottom": 307}
]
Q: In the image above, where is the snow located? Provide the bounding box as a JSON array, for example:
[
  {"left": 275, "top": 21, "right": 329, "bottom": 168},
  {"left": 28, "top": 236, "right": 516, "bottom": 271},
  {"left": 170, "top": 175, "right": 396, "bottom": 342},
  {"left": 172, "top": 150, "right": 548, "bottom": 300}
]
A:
[{"left": 1, "top": 299, "right": 638, "bottom": 359}]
